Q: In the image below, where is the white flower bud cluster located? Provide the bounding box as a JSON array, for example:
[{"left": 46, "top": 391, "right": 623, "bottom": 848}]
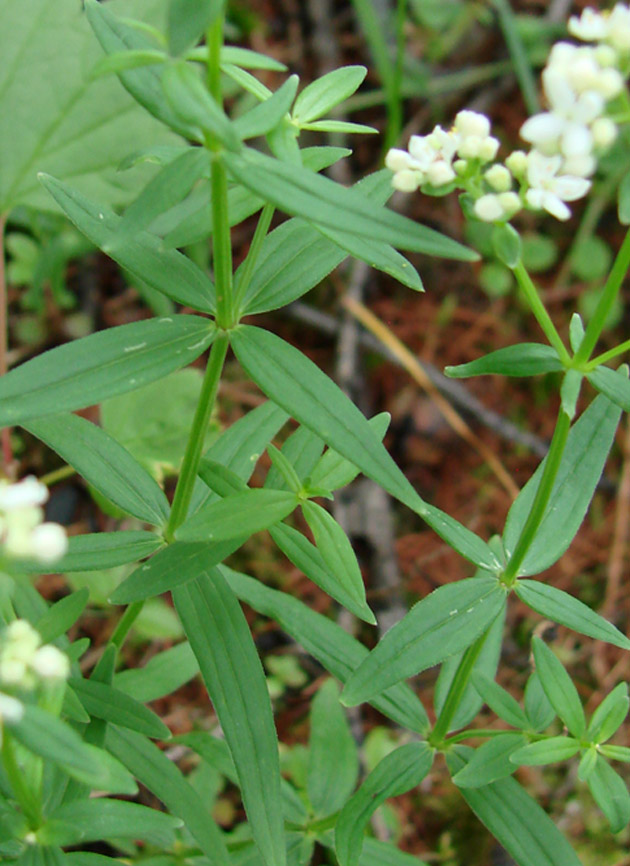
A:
[
  {"left": 0, "top": 619, "right": 70, "bottom": 690},
  {"left": 0, "top": 477, "right": 67, "bottom": 564},
  {"left": 569, "top": 4, "right": 630, "bottom": 54}
]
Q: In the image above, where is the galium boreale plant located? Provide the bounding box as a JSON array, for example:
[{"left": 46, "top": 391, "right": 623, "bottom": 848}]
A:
[{"left": 1, "top": 1, "right": 630, "bottom": 865}]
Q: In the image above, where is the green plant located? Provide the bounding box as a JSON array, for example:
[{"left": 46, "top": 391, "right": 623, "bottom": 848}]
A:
[{"left": 1, "top": 2, "right": 630, "bottom": 866}]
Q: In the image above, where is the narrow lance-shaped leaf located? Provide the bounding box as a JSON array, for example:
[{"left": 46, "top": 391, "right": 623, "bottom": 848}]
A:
[
  {"left": 532, "top": 638, "right": 585, "bottom": 738},
  {"left": 27, "top": 413, "right": 170, "bottom": 527},
  {"left": 587, "top": 756, "right": 630, "bottom": 832},
  {"left": 45, "top": 799, "right": 182, "bottom": 848},
  {"left": 234, "top": 76, "right": 299, "bottom": 140},
  {"left": 335, "top": 743, "right": 433, "bottom": 866},
  {"left": 68, "top": 678, "right": 171, "bottom": 740},
  {"left": 587, "top": 683, "right": 629, "bottom": 743},
  {"left": 293, "top": 66, "right": 367, "bottom": 123},
  {"left": 510, "top": 737, "right": 581, "bottom": 767},
  {"left": 39, "top": 173, "right": 216, "bottom": 313},
  {"left": 452, "top": 733, "right": 526, "bottom": 788},
  {"left": 471, "top": 671, "right": 530, "bottom": 729},
  {"left": 445, "top": 344, "right": 563, "bottom": 379},
  {"left": 175, "top": 488, "right": 299, "bottom": 542},
  {"left": 263, "top": 426, "right": 324, "bottom": 491},
  {"left": 231, "top": 326, "right": 500, "bottom": 572},
  {"left": 0, "top": 316, "right": 215, "bottom": 429},
  {"left": 16, "top": 531, "right": 163, "bottom": 574},
  {"left": 168, "top": 0, "right": 225, "bottom": 56},
  {"left": 114, "top": 642, "right": 199, "bottom": 703},
  {"left": 35, "top": 589, "right": 89, "bottom": 645},
  {"left": 587, "top": 365, "right": 630, "bottom": 412},
  {"left": 173, "top": 569, "right": 286, "bottom": 866},
  {"left": 309, "top": 412, "right": 391, "bottom": 492},
  {"left": 342, "top": 578, "right": 507, "bottom": 707}
]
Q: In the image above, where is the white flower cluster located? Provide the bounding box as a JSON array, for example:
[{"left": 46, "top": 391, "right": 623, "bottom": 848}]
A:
[
  {"left": 0, "top": 477, "right": 67, "bottom": 564},
  {"left": 386, "top": 4, "right": 630, "bottom": 224},
  {"left": 0, "top": 619, "right": 70, "bottom": 690}
]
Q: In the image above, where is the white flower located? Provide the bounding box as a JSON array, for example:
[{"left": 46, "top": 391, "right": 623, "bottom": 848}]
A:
[
  {"left": 427, "top": 160, "right": 456, "bottom": 186},
  {"left": 454, "top": 110, "right": 491, "bottom": 139},
  {"left": 31, "top": 646, "right": 70, "bottom": 681},
  {"left": 385, "top": 148, "right": 415, "bottom": 173},
  {"left": 0, "top": 478, "right": 48, "bottom": 511},
  {"left": 525, "top": 151, "right": 591, "bottom": 220},
  {"left": 5, "top": 620, "right": 40, "bottom": 658},
  {"left": 453, "top": 111, "right": 499, "bottom": 161},
  {"left": 30, "top": 523, "right": 68, "bottom": 563},
  {"left": 0, "top": 692, "right": 24, "bottom": 724},
  {"left": 607, "top": 4, "right": 630, "bottom": 51},
  {"left": 474, "top": 194, "right": 505, "bottom": 222},
  {"left": 568, "top": 8, "right": 609, "bottom": 42},
  {"left": 562, "top": 153, "right": 597, "bottom": 177},
  {"left": 0, "top": 477, "right": 67, "bottom": 565}
]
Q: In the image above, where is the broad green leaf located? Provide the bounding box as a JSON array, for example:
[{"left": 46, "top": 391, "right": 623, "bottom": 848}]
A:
[
  {"left": 234, "top": 76, "right": 299, "bottom": 140},
  {"left": 161, "top": 62, "right": 241, "bottom": 150},
  {"left": 587, "top": 365, "right": 630, "bottom": 412},
  {"left": 334, "top": 743, "right": 433, "bottom": 866},
  {"left": 503, "top": 393, "right": 622, "bottom": 575},
  {"left": 173, "top": 569, "right": 286, "bottom": 866},
  {"left": 471, "top": 672, "right": 530, "bottom": 729},
  {"left": 452, "top": 733, "right": 526, "bottom": 787},
  {"left": 342, "top": 578, "right": 507, "bottom": 706},
  {"left": 309, "top": 413, "right": 390, "bottom": 492},
  {"left": 110, "top": 539, "right": 242, "bottom": 603},
  {"left": 224, "top": 147, "right": 477, "bottom": 259},
  {"left": 115, "top": 642, "right": 198, "bottom": 701},
  {"left": 223, "top": 566, "right": 430, "bottom": 733},
  {"left": 19, "top": 531, "right": 163, "bottom": 574},
  {"left": 264, "top": 427, "right": 324, "bottom": 492},
  {"left": 0, "top": 316, "right": 215, "bottom": 429},
  {"left": 34, "top": 589, "right": 89, "bottom": 645},
  {"left": 434, "top": 605, "right": 505, "bottom": 732},
  {"left": 269, "top": 523, "right": 374, "bottom": 623},
  {"left": 168, "top": 0, "right": 224, "bottom": 56},
  {"left": 587, "top": 756, "right": 630, "bottom": 832},
  {"left": 69, "top": 678, "right": 170, "bottom": 739},
  {"left": 231, "top": 326, "right": 500, "bottom": 572},
  {"left": 515, "top": 580, "right": 630, "bottom": 650},
  {"left": 510, "top": 737, "right": 581, "bottom": 766},
  {"left": 445, "top": 344, "right": 563, "bottom": 378},
  {"left": 27, "top": 413, "right": 170, "bottom": 526},
  {"left": 0, "top": 0, "right": 179, "bottom": 214},
  {"left": 524, "top": 672, "right": 556, "bottom": 732},
  {"left": 175, "top": 489, "right": 299, "bottom": 542},
  {"left": 39, "top": 174, "right": 216, "bottom": 312},
  {"left": 301, "top": 501, "right": 375, "bottom": 625},
  {"left": 107, "top": 726, "right": 231, "bottom": 865},
  {"left": 307, "top": 679, "right": 359, "bottom": 816},
  {"left": 46, "top": 799, "right": 182, "bottom": 847},
  {"left": 115, "top": 147, "right": 209, "bottom": 242},
  {"left": 532, "top": 638, "right": 585, "bottom": 738},
  {"left": 587, "top": 683, "right": 629, "bottom": 743},
  {"left": 7, "top": 706, "right": 136, "bottom": 794},
  {"left": 446, "top": 748, "right": 582, "bottom": 866},
  {"left": 293, "top": 67, "right": 366, "bottom": 123}
]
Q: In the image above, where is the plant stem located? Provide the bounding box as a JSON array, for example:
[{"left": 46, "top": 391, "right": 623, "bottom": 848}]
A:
[
  {"left": 2, "top": 729, "right": 41, "bottom": 828},
  {"left": 0, "top": 214, "right": 14, "bottom": 476},
  {"left": 513, "top": 260, "right": 571, "bottom": 364},
  {"left": 443, "top": 728, "right": 510, "bottom": 746},
  {"left": 40, "top": 464, "right": 76, "bottom": 487},
  {"left": 430, "top": 631, "right": 490, "bottom": 747},
  {"left": 587, "top": 338, "right": 630, "bottom": 369},
  {"left": 232, "top": 203, "right": 274, "bottom": 314},
  {"left": 502, "top": 409, "right": 572, "bottom": 583},
  {"left": 110, "top": 600, "right": 145, "bottom": 648},
  {"left": 165, "top": 334, "right": 229, "bottom": 541},
  {"left": 573, "top": 227, "right": 630, "bottom": 366}
]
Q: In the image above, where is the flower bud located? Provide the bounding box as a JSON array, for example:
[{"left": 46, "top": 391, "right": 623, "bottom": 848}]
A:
[
  {"left": 497, "top": 192, "right": 522, "bottom": 216},
  {"left": 484, "top": 164, "right": 512, "bottom": 192},
  {"left": 0, "top": 693, "right": 24, "bottom": 724},
  {"left": 474, "top": 193, "right": 505, "bottom": 222},
  {"left": 427, "top": 161, "right": 456, "bottom": 186},
  {"left": 592, "top": 116, "right": 618, "bottom": 149},
  {"left": 385, "top": 148, "right": 413, "bottom": 172},
  {"left": 31, "top": 646, "right": 70, "bottom": 681},
  {"left": 391, "top": 170, "right": 420, "bottom": 192},
  {"left": 478, "top": 136, "right": 500, "bottom": 162},
  {"left": 505, "top": 150, "right": 529, "bottom": 177},
  {"left": 30, "top": 523, "right": 68, "bottom": 564}
]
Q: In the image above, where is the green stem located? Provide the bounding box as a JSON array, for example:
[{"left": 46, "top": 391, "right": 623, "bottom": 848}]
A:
[
  {"left": 40, "top": 464, "right": 76, "bottom": 487},
  {"left": 502, "top": 409, "right": 572, "bottom": 583},
  {"left": 587, "top": 338, "right": 630, "bottom": 369},
  {"left": 430, "top": 631, "right": 490, "bottom": 747},
  {"left": 573, "top": 227, "right": 630, "bottom": 365},
  {"left": 233, "top": 204, "right": 274, "bottom": 314},
  {"left": 2, "top": 729, "right": 41, "bottom": 828},
  {"left": 110, "top": 600, "right": 145, "bottom": 649},
  {"left": 513, "top": 260, "right": 571, "bottom": 364},
  {"left": 165, "top": 334, "right": 229, "bottom": 541},
  {"left": 491, "top": 0, "right": 540, "bottom": 115}
]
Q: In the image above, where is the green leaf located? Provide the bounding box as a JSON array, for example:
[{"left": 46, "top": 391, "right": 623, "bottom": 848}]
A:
[
  {"left": 218, "top": 46, "right": 287, "bottom": 71},
  {"left": 600, "top": 744, "right": 630, "bottom": 763},
  {"left": 173, "top": 569, "right": 286, "bottom": 866},
  {"left": 358, "top": 839, "right": 430, "bottom": 866},
  {"left": 587, "top": 365, "right": 630, "bottom": 412},
  {"left": 471, "top": 672, "right": 530, "bottom": 729},
  {"left": 69, "top": 678, "right": 170, "bottom": 740},
  {"left": 161, "top": 62, "right": 241, "bottom": 150},
  {"left": 91, "top": 48, "right": 168, "bottom": 78},
  {"left": 307, "top": 679, "right": 359, "bottom": 816},
  {"left": 264, "top": 427, "right": 324, "bottom": 491},
  {"left": 107, "top": 726, "right": 231, "bottom": 865},
  {"left": 452, "top": 733, "right": 526, "bottom": 787},
  {"left": 587, "top": 755, "right": 630, "bottom": 832},
  {"left": 300, "top": 119, "right": 376, "bottom": 134},
  {"left": 224, "top": 147, "right": 477, "bottom": 259},
  {"left": 503, "top": 392, "right": 622, "bottom": 575},
  {"left": 0, "top": 0, "right": 180, "bottom": 214},
  {"left": 293, "top": 67, "right": 367, "bottom": 123},
  {"left": 445, "top": 344, "right": 563, "bottom": 378},
  {"left": 514, "top": 580, "right": 630, "bottom": 650},
  {"left": 223, "top": 566, "right": 430, "bottom": 733},
  {"left": 39, "top": 174, "right": 216, "bottom": 313},
  {"left": 309, "top": 413, "right": 390, "bottom": 492},
  {"left": 7, "top": 706, "right": 136, "bottom": 794},
  {"left": 569, "top": 312, "right": 585, "bottom": 353},
  {"left": 0, "top": 315, "right": 215, "bottom": 429},
  {"left": 446, "top": 747, "right": 583, "bottom": 866},
  {"left": 266, "top": 445, "right": 303, "bottom": 493},
  {"left": 560, "top": 369, "right": 583, "bottom": 419},
  {"left": 234, "top": 76, "right": 299, "bottom": 140},
  {"left": 334, "top": 743, "right": 433, "bottom": 866},
  {"left": 342, "top": 578, "right": 507, "bottom": 706},
  {"left": 27, "top": 413, "right": 170, "bottom": 526},
  {"left": 115, "top": 642, "right": 199, "bottom": 702},
  {"left": 587, "top": 683, "right": 629, "bottom": 743},
  {"left": 175, "top": 489, "right": 298, "bottom": 542},
  {"left": 510, "top": 737, "right": 581, "bottom": 766},
  {"left": 21, "top": 531, "right": 163, "bottom": 574},
  {"left": 532, "top": 638, "right": 585, "bottom": 738},
  {"left": 46, "top": 799, "right": 182, "bottom": 847},
  {"left": 301, "top": 501, "right": 375, "bottom": 625},
  {"left": 110, "top": 539, "right": 242, "bottom": 603},
  {"left": 231, "top": 326, "right": 500, "bottom": 572},
  {"left": 34, "top": 589, "right": 89, "bottom": 645},
  {"left": 524, "top": 672, "right": 556, "bottom": 732},
  {"left": 168, "top": 0, "right": 224, "bottom": 56},
  {"left": 491, "top": 223, "right": 522, "bottom": 268},
  {"left": 618, "top": 170, "right": 630, "bottom": 225}
]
